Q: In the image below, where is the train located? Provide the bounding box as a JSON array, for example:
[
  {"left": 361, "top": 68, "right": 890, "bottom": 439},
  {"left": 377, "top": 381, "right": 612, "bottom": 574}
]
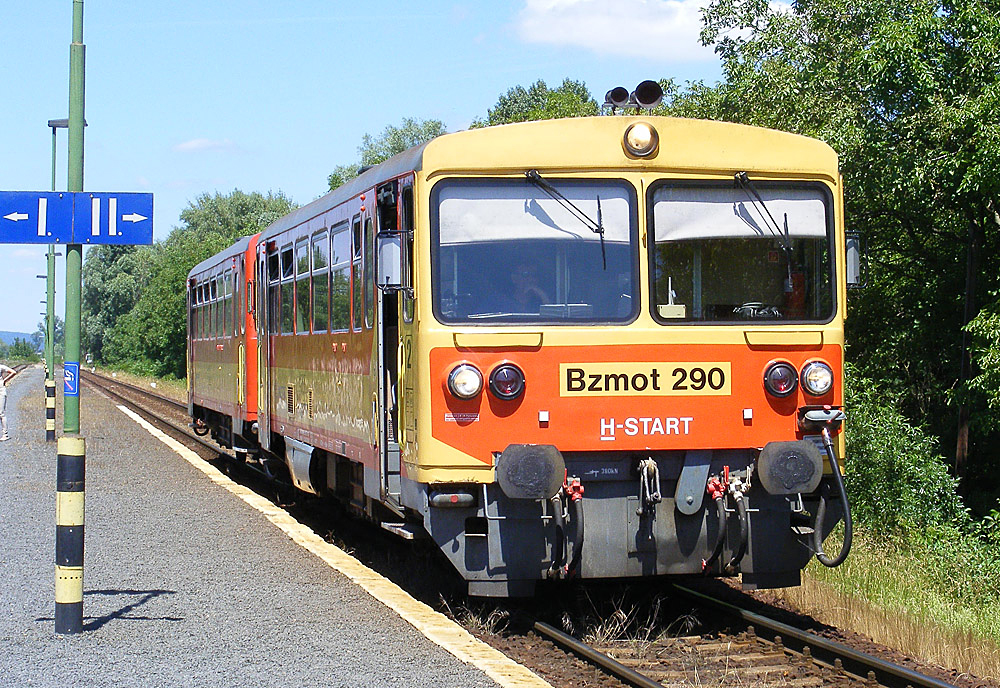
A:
[{"left": 187, "top": 102, "right": 856, "bottom": 597}]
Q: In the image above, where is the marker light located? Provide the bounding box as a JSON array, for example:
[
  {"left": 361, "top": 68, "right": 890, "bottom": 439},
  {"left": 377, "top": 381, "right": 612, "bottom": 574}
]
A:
[
  {"left": 489, "top": 363, "right": 525, "bottom": 400},
  {"left": 448, "top": 364, "right": 483, "bottom": 400},
  {"left": 623, "top": 122, "right": 658, "bottom": 157},
  {"left": 800, "top": 361, "right": 834, "bottom": 396},
  {"left": 763, "top": 362, "right": 798, "bottom": 398}
]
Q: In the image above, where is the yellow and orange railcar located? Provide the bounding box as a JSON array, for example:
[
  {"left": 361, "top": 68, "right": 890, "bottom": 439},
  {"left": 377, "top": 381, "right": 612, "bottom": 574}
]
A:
[{"left": 189, "top": 113, "right": 855, "bottom": 596}]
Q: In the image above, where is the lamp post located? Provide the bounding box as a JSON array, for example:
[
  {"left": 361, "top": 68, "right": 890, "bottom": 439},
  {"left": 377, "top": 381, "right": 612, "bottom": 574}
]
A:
[
  {"left": 47, "top": 118, "right": 80, "bottom": 387},
  {"left": 46, "top": 119, "right": 66, "bottom": 386},
  {"left": 55, "top": 0, "right": 87, "bottom": 637}
]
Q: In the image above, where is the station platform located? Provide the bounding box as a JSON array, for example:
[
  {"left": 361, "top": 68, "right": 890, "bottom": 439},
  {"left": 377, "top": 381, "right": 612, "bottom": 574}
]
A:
[{"left": 0, "top": 366, "right": 546, "bottom": 688}]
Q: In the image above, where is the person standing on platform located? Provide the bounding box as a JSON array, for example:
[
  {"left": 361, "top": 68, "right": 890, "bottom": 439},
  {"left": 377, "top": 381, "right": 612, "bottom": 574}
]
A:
[{"left": 0, "top": 363, "right": 14, "bottom": 441}]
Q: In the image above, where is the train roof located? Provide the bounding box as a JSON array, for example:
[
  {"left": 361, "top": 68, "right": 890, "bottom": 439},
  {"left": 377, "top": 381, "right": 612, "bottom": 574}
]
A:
[
  {"left": 257, "top": 116, "right": 839, "bottom": 243},
  {"left": 188, "top": 233, "right": 255, "bottom": 280}
]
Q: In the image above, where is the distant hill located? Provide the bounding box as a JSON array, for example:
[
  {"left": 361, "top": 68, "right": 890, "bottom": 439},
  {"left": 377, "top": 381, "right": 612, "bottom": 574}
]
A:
[{"left": 0, "top": 331, "right": 35, "bottom": 346}]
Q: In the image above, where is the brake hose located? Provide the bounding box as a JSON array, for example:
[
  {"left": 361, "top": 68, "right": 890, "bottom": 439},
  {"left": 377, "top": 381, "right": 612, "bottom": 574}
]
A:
[{"left": 813, "top": 427, "right": 853, "bottom": 567}]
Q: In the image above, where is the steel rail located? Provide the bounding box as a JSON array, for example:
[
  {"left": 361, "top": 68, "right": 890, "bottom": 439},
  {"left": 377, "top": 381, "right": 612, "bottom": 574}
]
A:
[
  {"left": 80, "top": 374, "right": 228, "bottom": 459},
  {"left": 532, "top": 621, "right": 665, "bottom": 688},
  {"left": 81, "top": 372, "right": 292, "bottom": 489},
  {"left": 81, "top": 369, "right": 186, "bottom": 410},
  {"left": 671, "top": 584, "right": 958, "bottom": 688}
]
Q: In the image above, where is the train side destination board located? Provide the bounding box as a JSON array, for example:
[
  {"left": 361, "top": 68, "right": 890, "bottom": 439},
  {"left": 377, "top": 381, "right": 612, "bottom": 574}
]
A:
[{"left": 0, "top": 190, "right": 153, "bottom": 245}]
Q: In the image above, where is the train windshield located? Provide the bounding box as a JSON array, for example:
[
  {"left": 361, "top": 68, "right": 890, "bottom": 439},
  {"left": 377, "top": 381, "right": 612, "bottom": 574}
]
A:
[
  {"left": 649, "top": 182, "right": 835, "bottom": 323},
  {"left": 433, "top": 178, "right": 638, "bottom": 324}
]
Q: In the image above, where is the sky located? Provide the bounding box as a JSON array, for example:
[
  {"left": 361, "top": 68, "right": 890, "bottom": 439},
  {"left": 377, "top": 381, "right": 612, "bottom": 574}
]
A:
[{"left": 0, "top": 0, "right": 722, "bottom": 335}]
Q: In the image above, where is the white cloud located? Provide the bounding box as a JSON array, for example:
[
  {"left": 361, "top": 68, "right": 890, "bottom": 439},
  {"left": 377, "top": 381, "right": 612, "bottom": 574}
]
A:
[
  {"left": 516, "top": 0, "right": 715, "bottom": 62},
  {"left": 172, "top": 138, "right": 237, "bottom": 154}
]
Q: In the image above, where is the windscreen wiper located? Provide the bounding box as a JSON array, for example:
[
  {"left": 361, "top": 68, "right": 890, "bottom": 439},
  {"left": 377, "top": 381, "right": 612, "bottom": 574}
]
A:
[
  {"left": 735, "top": 171, "right": 794, "bottom": 292},
  {"left": 526, "top": 169, "right": 606, "bottom": 269}
]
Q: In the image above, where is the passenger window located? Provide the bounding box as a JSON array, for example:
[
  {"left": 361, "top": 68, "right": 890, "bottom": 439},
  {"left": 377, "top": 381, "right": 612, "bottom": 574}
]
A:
[
  {"left": 235, "top": 270, "right": 243, "bottom": 335},
  {"left": 217, "top": 276, "right": 226, "bottom": 338},
  {"left": 280, "top": 244, "right": 294, "bottom": 335},
  {"left": 210, "top": 297, "right": 217, "bottom": 340},
  {"left": 312, "top": 231, "right": 329, "bottom": 333},
  {"left": 331, "top": 223, "right": 351, "bottom": 332},
  {"left": 365, "top": 217, "right": 374, "bottom": 328},
  {"left": 295, "top": 239, "right": 310, "bottom": 334},
  {"left": 267, "top": 252, "right": 280, "bottom": 336},
  {"left": 352, "top": 215, "right": 363, "bottom": 331},
  {"left": 223, "top": 270, "right": 233, "bottom": 338},
  {"left": 210, "top": 278, "right": 219, "bottom": 339}
]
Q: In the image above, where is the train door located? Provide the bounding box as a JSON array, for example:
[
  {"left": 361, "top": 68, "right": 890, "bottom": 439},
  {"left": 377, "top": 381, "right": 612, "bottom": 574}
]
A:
[
  {"left": 375, "top": 179, "right": 403, "bottom": 508},
  {"left": 398, "top": 182, "right": 415, "bottom": 461},
  {"left": 234, "top": 260, "right": 246, "bottom": 431},
  {"left": 186, "top": 281, "right": 195, "bottom": 410},
  {"left": 256, "top": 244, "right": 272, "bottom": 452}
]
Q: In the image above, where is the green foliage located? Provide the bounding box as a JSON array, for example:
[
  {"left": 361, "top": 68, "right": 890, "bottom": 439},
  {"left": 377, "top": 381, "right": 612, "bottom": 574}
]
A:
[
  {"left": 102, "top": 190, "right": 297, "bottom": 378},
  {"left": 471, "top": 78, "right": 599, "bottom": 128},
  {"left": 82, "top": 246, "right": 153, "bottom": 362},
  {"left": 328, "top": 118, "right": 446, "bottom": 191},
  {"left": 31, "top": 315, "right": 64, "bottom": 359},
  {"left": 965, "top": 294, "right": 1000, "bottom": 431},
  {"left": 327, "top": 163, "right": 362, "bottom": 193},
  {"left": 842, "top": 365, "right": 1000, "bottom": 615},
  {"left": 697, "top": 0, "right": 1000, "bottom": 474},
  {"left": 844, "top": 365, "right": 967, "bottom": 535},
  {"left": 360, "top": 117, "right": 447, "bottom": 166},
  {"left": 4, "top": 337, "right": 39, "bottom": 361}
]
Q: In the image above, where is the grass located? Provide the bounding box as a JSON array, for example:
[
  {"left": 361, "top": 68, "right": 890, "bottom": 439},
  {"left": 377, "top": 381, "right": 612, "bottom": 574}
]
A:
[{"left": 772, "top": 533, "right": 1000, "bottom": 682}]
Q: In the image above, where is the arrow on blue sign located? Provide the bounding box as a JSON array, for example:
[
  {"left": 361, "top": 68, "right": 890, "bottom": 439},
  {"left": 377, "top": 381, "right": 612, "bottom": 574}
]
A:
[
  {"left": 0, "top": 192, "right": 74, "bottom": 244},
  {"left": 73, "top": 192, "right": 153, "bottom": 245},
  {"left": 0, "top": 191, "right": 153, "bottom": 245}
]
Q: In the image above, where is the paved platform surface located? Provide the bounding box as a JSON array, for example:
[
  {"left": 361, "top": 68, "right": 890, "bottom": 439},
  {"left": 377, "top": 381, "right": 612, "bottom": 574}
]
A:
[{"left": 0, "top": 367, "right": 504, "bottom": 688}]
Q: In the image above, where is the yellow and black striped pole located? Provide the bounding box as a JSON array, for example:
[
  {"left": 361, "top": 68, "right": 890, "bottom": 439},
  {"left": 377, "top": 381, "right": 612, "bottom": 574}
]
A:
[
  {"left": 55, "top": 437, "right": 85, "bottom": 634},
  {"left": 45, "top": 379, "right": 56, "bottom": 442}
]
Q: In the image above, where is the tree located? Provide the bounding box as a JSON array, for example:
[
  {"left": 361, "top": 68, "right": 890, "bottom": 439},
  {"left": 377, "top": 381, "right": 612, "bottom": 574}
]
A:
[
  {"left": 328, "top": 118, "right": 447, "bottom": 191},
  {"left": 82, "top": 245, "right": 153, "bottom": 362},
  {"left": 471, "top": 78, "right": 598, "bottom": 128},
  {"left": 32, "top": 315, "right": 65, "bottom": 359},
  {"left": 697, "top": 0, "right": 1000, "bottom": 479},
  {"left": 104, "top": 190, "right": 297, "bottom": 378},
  {"left": 7, "top": 337, "right": 39, "bottom": 361}
]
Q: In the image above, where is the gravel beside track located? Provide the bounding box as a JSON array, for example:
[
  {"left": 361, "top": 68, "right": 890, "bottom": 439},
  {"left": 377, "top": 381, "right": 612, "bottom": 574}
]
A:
[{"left": 0, "top": 366, "right": 500, "bottom": 688}]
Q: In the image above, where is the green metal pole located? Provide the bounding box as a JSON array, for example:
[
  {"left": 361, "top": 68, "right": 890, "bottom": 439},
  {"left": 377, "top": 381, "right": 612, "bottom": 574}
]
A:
[
  {"left": 56, "top": 0, "right": 87, "bottom": 636},
  {"left": 64, "top": 0, "right": 84, "bottom": 434}
]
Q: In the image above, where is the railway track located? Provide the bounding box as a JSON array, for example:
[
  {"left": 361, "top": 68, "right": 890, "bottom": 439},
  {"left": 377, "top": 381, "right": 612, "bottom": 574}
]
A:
[
  {"left": 530, "top": 585, "right": 958, "bottom": 688},
  {"left": 80, "top": 369, "right": 217, "bottom": 453},
  {"left": 80, "top": 368, "right": 962, "bottom": 688}
]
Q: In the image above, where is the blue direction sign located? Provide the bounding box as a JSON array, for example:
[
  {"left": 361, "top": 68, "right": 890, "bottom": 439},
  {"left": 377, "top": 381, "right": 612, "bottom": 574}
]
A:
[
  {"left": 73, "top": 192, "right": 153, "bottom": 245},
  {"left": 0, "top": 192, "right": 74, "bottom": 244},
  {"left": 0, "top": 191, "right": 153, "bottom": 245}
]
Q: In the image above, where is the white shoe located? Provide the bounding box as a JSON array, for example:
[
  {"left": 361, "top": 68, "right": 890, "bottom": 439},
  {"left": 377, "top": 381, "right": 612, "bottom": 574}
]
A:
[{"left": 0, "top": 435, "right": 9, "bottom": 442}]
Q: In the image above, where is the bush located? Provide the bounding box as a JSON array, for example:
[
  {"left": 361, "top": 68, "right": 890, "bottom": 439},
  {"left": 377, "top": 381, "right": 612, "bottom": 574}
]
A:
[{"left": 844, "top": 364, "right": 968, "bottom": 536}]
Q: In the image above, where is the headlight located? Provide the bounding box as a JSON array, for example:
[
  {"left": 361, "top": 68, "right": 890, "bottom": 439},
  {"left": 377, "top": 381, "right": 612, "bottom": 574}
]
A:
[
  {"left": 623, "top": 122, "right": 658, "bottom": 157},
  {"left": 448, "top": 364, "right": 483, "bottom": 400},
  {"left": 800, "top": 361, "right": 834, "bottom": 396},
  {"left": 489, "top": 363, "right": 525, "bottom": 400},
  {"left": 763, "top": 361, "right": 798, "bottom": 398}
]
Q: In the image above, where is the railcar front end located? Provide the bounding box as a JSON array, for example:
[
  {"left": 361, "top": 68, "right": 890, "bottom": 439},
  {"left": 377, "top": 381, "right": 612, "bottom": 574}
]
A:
[{"left": 399, "top": 117, "right": 852, "bottom": 596}]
